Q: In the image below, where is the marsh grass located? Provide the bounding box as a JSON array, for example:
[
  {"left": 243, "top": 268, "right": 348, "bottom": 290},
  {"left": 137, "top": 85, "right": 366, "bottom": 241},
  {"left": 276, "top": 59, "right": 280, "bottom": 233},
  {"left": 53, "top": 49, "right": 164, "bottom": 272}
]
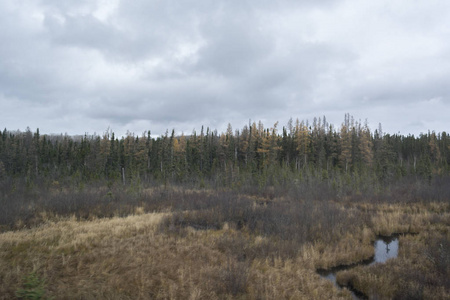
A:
[
  {"left": 1, "top": 185, "right": 449, "bottom": 299},
  {"left": 1, "top": 211, "right": 352, "bottom": 299},
  {"left": 336, "top": 232, "right": 450, "bottom": 299},
  {"left": 0, "top": 182, "right": 213, "bottom": 231}
]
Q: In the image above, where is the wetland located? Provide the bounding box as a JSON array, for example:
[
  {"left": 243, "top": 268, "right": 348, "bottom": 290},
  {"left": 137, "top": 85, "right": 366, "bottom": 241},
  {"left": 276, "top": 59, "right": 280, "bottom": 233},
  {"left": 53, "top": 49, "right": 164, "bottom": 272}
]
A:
[
  {"left": 318, "top": 235, "right": 404, "bottom": 299},
  {"left": 0, "top": 123, "right": 449, "bottom": 299},
  {"left": 1, "top": 185, "right": 449, "bottom": 299}
]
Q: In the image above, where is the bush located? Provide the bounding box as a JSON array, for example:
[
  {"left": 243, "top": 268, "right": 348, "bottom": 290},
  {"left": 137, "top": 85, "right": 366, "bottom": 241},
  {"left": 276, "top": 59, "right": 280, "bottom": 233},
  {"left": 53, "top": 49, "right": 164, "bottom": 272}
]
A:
[{"left": 15, "top": 272, "right": 50, "bottom": 300}]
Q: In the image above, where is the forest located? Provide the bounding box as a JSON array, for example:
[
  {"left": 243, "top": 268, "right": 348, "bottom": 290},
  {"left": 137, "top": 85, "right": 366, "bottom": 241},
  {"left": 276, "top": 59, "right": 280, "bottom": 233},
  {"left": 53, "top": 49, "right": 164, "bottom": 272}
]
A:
[
  {"left": 0, "top": 114, "right": 448, "bottom": 187},
  {"left": 0, "top": 114, "right": 449, "bottom": 299}
]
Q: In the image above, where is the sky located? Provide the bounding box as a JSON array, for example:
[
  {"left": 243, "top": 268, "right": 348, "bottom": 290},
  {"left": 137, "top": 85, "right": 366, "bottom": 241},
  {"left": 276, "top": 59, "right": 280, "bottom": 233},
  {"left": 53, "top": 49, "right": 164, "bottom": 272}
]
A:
[{"left": 1, "top": 0, "right": 449, "bottom": 137}]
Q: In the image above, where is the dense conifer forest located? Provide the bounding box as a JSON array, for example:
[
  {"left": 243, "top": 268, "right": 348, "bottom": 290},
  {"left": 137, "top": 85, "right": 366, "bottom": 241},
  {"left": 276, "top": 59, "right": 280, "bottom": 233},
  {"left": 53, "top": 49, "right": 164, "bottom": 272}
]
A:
[{"left": 1, "top": 114, "right": 448, "bottom": 188}]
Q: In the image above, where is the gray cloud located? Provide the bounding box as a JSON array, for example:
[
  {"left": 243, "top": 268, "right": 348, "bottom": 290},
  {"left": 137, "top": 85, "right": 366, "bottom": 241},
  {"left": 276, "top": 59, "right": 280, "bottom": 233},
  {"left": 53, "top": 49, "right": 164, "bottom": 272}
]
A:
[{"left": 0, "top": 0, "right": 449, "bottom": 137}]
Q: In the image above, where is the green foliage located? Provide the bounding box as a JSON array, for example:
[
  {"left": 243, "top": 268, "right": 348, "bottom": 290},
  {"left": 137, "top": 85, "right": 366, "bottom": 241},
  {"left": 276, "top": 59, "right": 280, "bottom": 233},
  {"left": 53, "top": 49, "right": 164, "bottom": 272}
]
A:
[
  {"left": 15, "top": 272, "right": 51, "bottom": 300},
  {"left": 0, "top": 116, "right": 448, "bottom": 188}
]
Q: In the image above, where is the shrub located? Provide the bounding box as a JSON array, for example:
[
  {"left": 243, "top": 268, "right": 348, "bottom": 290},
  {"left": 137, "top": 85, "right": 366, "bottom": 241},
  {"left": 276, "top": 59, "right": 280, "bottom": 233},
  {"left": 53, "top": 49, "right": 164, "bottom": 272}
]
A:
[{"left": 15, "top": 272, "right": 51, "bottom": 300}]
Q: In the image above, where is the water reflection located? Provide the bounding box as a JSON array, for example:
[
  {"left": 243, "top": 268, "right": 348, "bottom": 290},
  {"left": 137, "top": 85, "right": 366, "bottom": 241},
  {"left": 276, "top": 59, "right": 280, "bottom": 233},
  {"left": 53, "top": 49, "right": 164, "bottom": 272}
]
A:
[{"left": 372, "top": 236, "right": 398, "bottom": 264}]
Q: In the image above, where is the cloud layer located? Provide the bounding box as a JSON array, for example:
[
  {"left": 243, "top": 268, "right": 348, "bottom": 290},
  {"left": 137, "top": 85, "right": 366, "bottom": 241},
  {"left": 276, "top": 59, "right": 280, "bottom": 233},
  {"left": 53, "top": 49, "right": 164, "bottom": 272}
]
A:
[{"left": 1, "top": 0, "right": 449, "bottom": 136}]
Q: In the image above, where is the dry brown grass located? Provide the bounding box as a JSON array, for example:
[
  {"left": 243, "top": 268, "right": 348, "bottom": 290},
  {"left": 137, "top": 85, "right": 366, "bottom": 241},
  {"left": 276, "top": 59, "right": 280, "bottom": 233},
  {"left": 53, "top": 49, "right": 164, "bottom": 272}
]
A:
[
  {"left": 318, "top": 201, "right": 450, "bottom": 299},
  {"left": 1, "top": 195, "right": 448, "bottom": 300},
  {"left": 0, "top": 212, "right": 352, "bottom": 300},
  {"left": 248, "top": 258, "right": 353, "bottom": 299},
  {"left": 368, "top": 202, "right": 450, "bottom": 235},
  {"left": 335, "top": 227, "right": 450, "bottom": 299},
  {"left": 1, "top": 213, "right": 167, "bottom": 299},
  {"left": 308, "top": 231, "right": 375, "bottom": 270}
]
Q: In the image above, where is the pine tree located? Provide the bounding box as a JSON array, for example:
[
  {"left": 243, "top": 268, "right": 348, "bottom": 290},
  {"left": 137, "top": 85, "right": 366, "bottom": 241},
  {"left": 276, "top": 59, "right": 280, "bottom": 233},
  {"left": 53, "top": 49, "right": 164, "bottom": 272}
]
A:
[{"left": 339, "top": 114, "right": 352, "bottom": 173}]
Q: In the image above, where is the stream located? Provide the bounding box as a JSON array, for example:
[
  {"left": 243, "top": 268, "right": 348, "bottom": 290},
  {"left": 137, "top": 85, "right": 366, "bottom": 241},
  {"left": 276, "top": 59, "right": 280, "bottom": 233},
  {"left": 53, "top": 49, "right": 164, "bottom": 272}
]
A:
[{"left": 317, "top": 235, "right": 400, "bottom": 299}]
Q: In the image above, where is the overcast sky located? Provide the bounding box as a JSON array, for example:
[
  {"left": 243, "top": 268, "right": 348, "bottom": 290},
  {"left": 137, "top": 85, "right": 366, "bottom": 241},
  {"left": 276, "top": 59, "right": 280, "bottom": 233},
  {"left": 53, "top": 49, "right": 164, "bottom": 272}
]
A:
[{"left": 1, "top": 0, "right": 449, "bottom": 137}]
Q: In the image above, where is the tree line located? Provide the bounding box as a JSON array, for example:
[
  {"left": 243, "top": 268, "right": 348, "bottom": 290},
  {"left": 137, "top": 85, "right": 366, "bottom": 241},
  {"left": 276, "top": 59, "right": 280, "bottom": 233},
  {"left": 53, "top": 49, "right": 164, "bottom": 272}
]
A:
[{"left": 0, "top": 114, "right": 448, "bottom": 188}]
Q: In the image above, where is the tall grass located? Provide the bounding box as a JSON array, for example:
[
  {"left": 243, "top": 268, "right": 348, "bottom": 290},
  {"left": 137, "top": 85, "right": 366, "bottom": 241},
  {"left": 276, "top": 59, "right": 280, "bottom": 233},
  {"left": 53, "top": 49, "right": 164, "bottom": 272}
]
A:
[
  {"left": 0, "top": 176, "right": 448, "bottom": 299},
  {"left": 336, "top": 232, "right": 450, "bottom": 299}
]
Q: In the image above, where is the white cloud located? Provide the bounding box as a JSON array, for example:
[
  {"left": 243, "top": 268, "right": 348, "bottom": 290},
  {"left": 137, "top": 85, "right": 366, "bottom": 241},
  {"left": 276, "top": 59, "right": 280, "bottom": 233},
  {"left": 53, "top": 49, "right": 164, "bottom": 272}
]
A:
[{"left": 0, "top": 0, "right": 449, "bottom": 136}]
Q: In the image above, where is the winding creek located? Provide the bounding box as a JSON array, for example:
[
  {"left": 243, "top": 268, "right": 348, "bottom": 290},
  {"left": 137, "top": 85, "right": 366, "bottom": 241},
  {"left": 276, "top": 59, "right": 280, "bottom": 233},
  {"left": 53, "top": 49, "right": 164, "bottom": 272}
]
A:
[{"left": 317, "top": 235, "right": 401, "bottom": 299}]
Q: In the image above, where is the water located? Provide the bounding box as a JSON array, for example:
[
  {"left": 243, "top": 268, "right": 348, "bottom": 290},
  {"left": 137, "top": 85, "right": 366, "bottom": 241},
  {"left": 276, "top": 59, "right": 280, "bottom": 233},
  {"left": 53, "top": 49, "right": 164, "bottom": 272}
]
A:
[
  {"left": 372, "top": 236, "right": 398, "bottom": 264},
  {"left": 318, "top": 236, "right": 400, "bottom": 299},
  {"left": 321, "top": 272, "right": 338, "bottom": 285}
]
